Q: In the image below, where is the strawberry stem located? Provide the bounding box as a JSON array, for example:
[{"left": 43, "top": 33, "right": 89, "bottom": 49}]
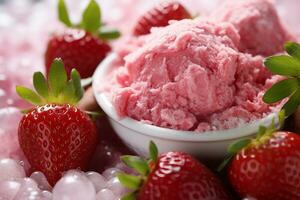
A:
[
  {"left": 58, "top": 0, "right": 72, "bottom": 27},
  {"left": 117, "top": 172, "right": 143, "bottom": 190},
  {"left": 118, "top": 141, "right": 160, "bottom": 200},
  {"left": 121, "top": 156, "right": 150, "bottom": 176},
  {"left": 99, "top": 28, "right": 121, "bottom": 40},
  {"left": 149, "top": 141, "right": 158, "bottom": 164},
  {"left": 57, "top": 0, "right": 121, "bottom": 41},
  {"left": 16, "top": 58, "right": 84, "bottom": 107},
  {"left": 81, "top": 0, "right": 101, "bottom": 32}
]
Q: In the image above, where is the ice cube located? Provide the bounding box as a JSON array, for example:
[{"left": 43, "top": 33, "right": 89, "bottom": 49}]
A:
[
  {"left": 0, "top": 158, "right": 25, "bottom": 181},
  {"left": 96, "top": 189, "right": 118, "bottom": 200},
  {"left": 52, "top": 170, "right": 96, "bottom": 200},
  {"left": 30, "top": 171, "right": 52, "bottom": 191},
  {"left": 0, "top": 180, "right": 21, "bottom": 199},
  {"left": 107, "top": 177, "right": 127, "bottom": 196},
  {"left": 14, "top": 178, "right": 42, "bottom": 200},
  {"left": 86, "top": 171, "right": 107, "bottom": 192}
]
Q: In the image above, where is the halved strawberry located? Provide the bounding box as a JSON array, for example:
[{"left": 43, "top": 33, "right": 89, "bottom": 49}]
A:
[
  {"left": 219, "top": 111, "right": 300, "bottom": 200},
  {"left": 118, "top": 142, "right": 231, "bottom": 200},
  {"left": 16, "top": 59, "right": 98, "bottom": 185},
  {"left": 45, "top": 0, "right": 120, "bottom": 78},
  {"left": 133, "top": 1, "right": 191, "bottom": 36}
]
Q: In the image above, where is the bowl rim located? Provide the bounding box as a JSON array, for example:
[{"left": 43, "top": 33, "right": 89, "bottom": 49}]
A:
[{"left": 92, "top": 53, "right": 278, "bottom": 142}]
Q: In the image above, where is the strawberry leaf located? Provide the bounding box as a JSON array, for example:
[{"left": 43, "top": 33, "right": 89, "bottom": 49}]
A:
[
  {"left": 256, "top": 125, "right": 267, "bottom": 138},
  {"left": 283, "top": 89, "right": 300, "bottom": 116},
  {"left": 49, "top": 58, "right": 67, "bottom": 97},
  {"left": 58, "top": 0, "right": 72, "bottom": 27},
  {"left": 219, "top": 138, "right": 252, "bottom": 171},
  {"left": 264, "top": 55, "right": 300, "bottom": 76},
  {"left": 33, "top": 72, "right": 49, "bottom": 99},
  {"left": 227, "top": 138, "right": 251, "bottom": 154},
  {"left": 82, "top": 0, "right": 101, "bottom": 32},
  {"left": 285, "top": 41, "right": 300, "bottom": 60},
  {"left": 121, "top": 192, "right": 136, "bottom": 200},
  {"left": 85, "top": 111, "right": 103, "bottom": 121},
  {"left": 71, "top": 69, "right": 84, "bottom": 102},
  {"left": 278, "top": 109, "right": 286, "bottom": 129},
  {"left": 16, "top": 86, "right": 44, "bottom": 105},
  {"left": 117, "top": 173, "right": 142, "bottom": 190},
  {"left": 21, "top": 108, "right": 33, "bottom": 114},
  {"left": 99, "top": 28, "right": 121, "bottom": 40},
  {"left": 61, "top": 80, "right": 76, "bottom": 104},
  {"left": 217, "top": 154, "right": 234, "bottom": 172},
  {"left": 263, "top": 78, "right": 299, "bottom": 104},
  {"left": 121, "top": 156, "right": 149, "bottom": 176},
  {"left": 17, "top": 59, "right": 84, "bottom": 107},
  {"left": 149, "top": 141, "right": 158, "bottom": 164},
  {"left": 269, "top": 119, "right": 276, "bottom": 133}
]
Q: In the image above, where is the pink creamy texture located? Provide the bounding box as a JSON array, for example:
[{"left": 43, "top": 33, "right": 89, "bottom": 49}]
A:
[
  {"left": 0, "top": 0, "right": 298, "bottom": 199},
  {"left": 114, "top": 20, "right": 240, "bottom": 130},
  {"left": 210, "top": 0, "right": 294, "bottom": 56},
  {"left": 109, "top": 0, "right": 291, "bottom": 132}
]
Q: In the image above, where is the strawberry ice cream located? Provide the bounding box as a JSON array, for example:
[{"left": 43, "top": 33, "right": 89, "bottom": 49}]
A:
[
  {"left": 107, "top": 0, "right": 290, "bottom": 132},
  {"left": 113, "top": 20, "right": 240, "bottom": 130},
  {"left": 210, "top": 0, "right": 294, "bottom": 56}
]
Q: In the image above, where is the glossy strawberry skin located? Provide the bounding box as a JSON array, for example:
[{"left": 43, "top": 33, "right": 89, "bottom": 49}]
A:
[
  {"left": 45, "top": 29, "right": 111, "bottom": 78},
  {"left": 229, "top": 132, "right": 300, "bottom": 200},
  {"left": 133, "top": 1, "right": 191, "bottom": 36},
  {"left": 138, "top": 152, "right": 230, "bottom": 200},
  {"left": 18, "top": 104, "right": 98, "bottom": 185}
]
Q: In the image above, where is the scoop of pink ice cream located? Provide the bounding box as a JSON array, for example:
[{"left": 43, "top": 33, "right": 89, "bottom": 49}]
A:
[
  {"left": 109, "top": 17, "right": 282, "bottom": 132},
  {"left": 210, "top": 0, "right": 294, "bottom": 56},
  {"left": 109, "top": 18, "right": 275, "bottom": 131}
]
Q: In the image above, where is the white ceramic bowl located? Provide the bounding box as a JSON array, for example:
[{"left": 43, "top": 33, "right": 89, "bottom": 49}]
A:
[{"left": 92, "top": 53, "right": 278, "bottom": 163}]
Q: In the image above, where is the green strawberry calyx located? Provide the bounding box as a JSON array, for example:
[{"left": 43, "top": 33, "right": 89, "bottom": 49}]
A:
[
  {"left": 218, "top": 110, "right": 285, "bottom": 172},
  {"left": 16, "top": 58, "right": 84, "bottom": 107},
  {"left": 58, "top": 0, "right": 120, "bottom": 41},
  {"left": 263, "top": 41, "right": 300, "bottom": 117},
  {"left": 117, "top": 141, "right": 159, "bottom": 200}
]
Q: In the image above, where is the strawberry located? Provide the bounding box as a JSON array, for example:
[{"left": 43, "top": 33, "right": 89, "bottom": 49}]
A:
[
  {"left": 118, "top": 142, "right": 231, "bottom": 200},
  {"left": 45, "top": 0, "right": 120, "bottom": 78},
  {"left": 219, "top": 112, "right": 300, "bottom": 200},
  {"left": 45, "top": 29, "right": 111, "bottom": 79},
  {"left": 133, "top": 1, "right": 191, "bottom": 36},
  {"left": 16, "top": 59, "right": 98, "bottom": 185}
]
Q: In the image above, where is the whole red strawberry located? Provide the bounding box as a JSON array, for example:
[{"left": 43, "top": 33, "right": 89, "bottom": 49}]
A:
[
  {"left": 45, "top": 29, "right": 111, "bottom": 79},
  {"left": 45, "top": 0, "right": 120, "bottom": 78},
  {"left": 221, "top": 113, "right": 300, "bottom": 200},
  {"left": 133, "top": 1, "right": 191, "bottom": 36},
  {"left": 118, "top": 142, "right": 230, "bottom": 200},
  {"left": 16, "top": 59, "right": 98, "bottom": 185}
]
